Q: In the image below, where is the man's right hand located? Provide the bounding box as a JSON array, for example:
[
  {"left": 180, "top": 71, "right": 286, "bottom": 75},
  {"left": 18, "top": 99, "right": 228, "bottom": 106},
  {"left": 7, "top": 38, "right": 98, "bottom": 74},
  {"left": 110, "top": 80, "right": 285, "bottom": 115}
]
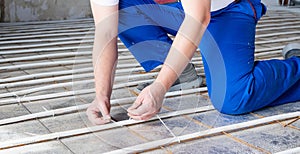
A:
[{"left": 86, "top": 96, "right": 111, "bottom": 125}]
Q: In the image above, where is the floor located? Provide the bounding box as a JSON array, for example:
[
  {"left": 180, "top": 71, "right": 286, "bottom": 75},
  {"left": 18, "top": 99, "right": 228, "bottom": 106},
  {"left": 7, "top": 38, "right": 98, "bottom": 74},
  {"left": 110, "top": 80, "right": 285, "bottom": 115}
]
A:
[{"left": 0, "top": 2, "right": 299, "bottom": 154}]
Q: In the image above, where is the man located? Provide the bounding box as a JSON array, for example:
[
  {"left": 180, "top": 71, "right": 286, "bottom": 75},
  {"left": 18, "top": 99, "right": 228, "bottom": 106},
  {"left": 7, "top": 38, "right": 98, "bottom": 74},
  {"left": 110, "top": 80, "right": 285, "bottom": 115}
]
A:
[{"left": 86, "top": 0, "right": 300, "bottom": 125}]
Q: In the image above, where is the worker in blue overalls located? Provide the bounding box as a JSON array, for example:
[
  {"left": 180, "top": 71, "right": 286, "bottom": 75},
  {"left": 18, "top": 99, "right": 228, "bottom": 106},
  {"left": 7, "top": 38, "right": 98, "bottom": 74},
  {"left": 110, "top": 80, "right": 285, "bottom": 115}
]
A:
[{"left": 86, "top": 0, "right": 300, "bottom": 125}]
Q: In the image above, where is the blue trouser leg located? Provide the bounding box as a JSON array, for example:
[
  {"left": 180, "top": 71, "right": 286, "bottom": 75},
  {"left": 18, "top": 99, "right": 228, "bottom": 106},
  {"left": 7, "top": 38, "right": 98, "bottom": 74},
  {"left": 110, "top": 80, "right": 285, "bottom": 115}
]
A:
[
  {"left": 118, "top": 0, "right": 300, "bottom": 114},
  {"left": 118, "top": 0, "right": 183, "bottom": 72},
  {"left": 201, "top": 11, "right": 300, "bottom": 114}
]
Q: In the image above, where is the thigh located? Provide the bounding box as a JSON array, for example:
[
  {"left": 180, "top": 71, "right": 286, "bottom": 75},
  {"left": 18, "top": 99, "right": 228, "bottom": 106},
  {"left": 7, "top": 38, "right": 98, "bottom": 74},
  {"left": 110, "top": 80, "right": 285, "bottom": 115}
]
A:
[
  {"left": 199, "top": 11, "right": 257, "bottom": 113},
  {"left": 118, "top": 1, "right": 185, "bottom": 71},
  {"left": 118, "top": 1, "right": 184, "bottom": 45},
  {"left": 208, "top": 12, "right": 256, "bottom": 80},
  {"left": 201, "top": 11, "right": 300, "bottom": 114}
]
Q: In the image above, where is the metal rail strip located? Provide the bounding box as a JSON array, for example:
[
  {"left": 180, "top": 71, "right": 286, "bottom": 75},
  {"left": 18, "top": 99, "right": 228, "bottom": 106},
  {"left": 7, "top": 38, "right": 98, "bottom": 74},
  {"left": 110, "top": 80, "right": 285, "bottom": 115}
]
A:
[
  {"left": 0, "top": 86, "right": 207, "bottom": 108},
  {"left": 105, "top": 112, "right": 300, "bottom": 154},
  {"left": 0, "top": 105, "right": 215, "bottom": 150}
]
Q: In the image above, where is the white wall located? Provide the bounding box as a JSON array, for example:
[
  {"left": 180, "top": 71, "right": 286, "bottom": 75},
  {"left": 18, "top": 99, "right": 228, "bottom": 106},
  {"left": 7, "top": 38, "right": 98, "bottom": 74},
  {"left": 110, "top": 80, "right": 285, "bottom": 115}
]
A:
[{"left": 2, "top": 0, "right": 92, "bottom": 22}]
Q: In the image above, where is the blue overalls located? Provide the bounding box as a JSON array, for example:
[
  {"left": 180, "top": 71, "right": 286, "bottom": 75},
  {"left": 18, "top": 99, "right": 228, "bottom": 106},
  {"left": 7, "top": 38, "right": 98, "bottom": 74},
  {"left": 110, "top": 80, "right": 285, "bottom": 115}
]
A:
[{"left": 117, "top": 0, "right": 300, "bottom": 114}]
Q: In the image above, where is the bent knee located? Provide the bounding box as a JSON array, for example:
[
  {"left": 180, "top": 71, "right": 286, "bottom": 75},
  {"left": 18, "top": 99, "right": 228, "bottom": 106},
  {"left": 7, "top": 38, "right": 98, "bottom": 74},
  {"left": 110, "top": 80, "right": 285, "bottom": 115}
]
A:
[
  {"left": 211, "top": 95, "right": 254, "bottom": 115},
  {"left": 218, "top": 106, "right": 251, "bottom": 115}
]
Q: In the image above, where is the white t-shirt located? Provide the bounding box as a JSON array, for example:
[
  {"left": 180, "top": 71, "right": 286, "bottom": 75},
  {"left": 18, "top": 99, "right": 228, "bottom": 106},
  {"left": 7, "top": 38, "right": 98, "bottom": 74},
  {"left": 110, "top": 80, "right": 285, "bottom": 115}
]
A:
[
  {"left": 91, "top": 0, "right": 235, "bottom": 12},
  {"left": 211, "top": 0, "right": 235, "bottom": 12},
  {"left": 91, "top": 0, "right": 119, "bottom": 6}
]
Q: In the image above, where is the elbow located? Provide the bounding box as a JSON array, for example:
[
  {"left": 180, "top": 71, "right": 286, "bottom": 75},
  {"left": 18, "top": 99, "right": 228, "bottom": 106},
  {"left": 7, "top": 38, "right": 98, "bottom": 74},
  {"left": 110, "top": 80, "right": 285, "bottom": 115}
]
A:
[
  {"left": 183, "top": 11, "right": 211, "bottom": 32},
  {"left": 203, "top": 13, "right": 211, "bottom": 27},
  {"left": 181, "top": 0, "right": 211, "bottom": 29},
  {"left": 198, "top": 12, "right": 211, "bottom": 28},
  {"left": 180, "top": 11, "right": 210, "bottom": 46}
]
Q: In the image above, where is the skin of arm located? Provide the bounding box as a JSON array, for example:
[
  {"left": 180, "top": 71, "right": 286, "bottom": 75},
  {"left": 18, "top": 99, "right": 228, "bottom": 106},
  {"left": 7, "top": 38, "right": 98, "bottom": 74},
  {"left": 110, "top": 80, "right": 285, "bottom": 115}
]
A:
[
  {"left": 157, "top": 0, "right": 211, "bottom": 90},
  {"left": 127, "top": 0, "right": 211, "bottom": 120},
  {"left": 86, "top": 0, "right": 119, "bottom": 125}
]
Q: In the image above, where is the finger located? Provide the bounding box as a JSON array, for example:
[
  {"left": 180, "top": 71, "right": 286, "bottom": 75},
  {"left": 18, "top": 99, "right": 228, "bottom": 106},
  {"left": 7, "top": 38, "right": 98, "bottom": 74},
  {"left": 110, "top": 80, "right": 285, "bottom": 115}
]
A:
[
  {"left": 140, "top": 115, "right": 154, "bottom": 121},
  {"left": 140, "top": 111, "right": 157, "bottom": 121},
  {"left": 127, "top": 114, "right": 144, "bottom": 121},
  {"left": 128, "top": 96, "right": 143, "bottom": 111},
  {"left": 86, "top": 105, "right": 98, "bottom": 114},
  {"left": 88, "top": 111, "right": 110, "bottom": 125},
  {"left": 127, "top": 112, "right": 139, "bottom": 118},
  {"left": 93, "top": 117, "right": 111, "bottom": 125},
  {"left": 97, "top": 102, "right": 111, "bottom": 120},
  {"left": 128, "top": 102, "right": 150, "bottom": 116},
  {"left": 86, "top": 105, "right": 98, "bottom": 119},
  {"left": 87, "top": 106, "right": 110, "bottom": 125},
  {"left": 87, "top": 110, "right": 99, "bottom": 124},
  {"left": 128, "top": 112, "right": 155, "bottom": 121},
  {"left": 89, "top": 115, "right": 110, "bottom": 125}
]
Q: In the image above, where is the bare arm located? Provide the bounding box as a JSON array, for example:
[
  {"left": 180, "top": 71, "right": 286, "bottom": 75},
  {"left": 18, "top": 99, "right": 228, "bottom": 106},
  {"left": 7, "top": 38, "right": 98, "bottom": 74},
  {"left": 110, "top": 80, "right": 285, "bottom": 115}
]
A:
[
  {"left": 128, "top": 0, "right": 211, "bottom": 120},
  {"left": 157, "top": 0, "right": 211, "bottom": 91},
  {"left": 86, "top": 0, "right": 119, "bottom": 125}
]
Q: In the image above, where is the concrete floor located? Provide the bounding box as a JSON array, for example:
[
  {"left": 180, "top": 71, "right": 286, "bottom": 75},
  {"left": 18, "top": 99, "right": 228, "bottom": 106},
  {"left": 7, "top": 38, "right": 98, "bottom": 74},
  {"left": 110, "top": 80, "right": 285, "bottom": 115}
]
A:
[
  {"left": 0, "top": 2, "right": 299, "bottom": 154},
  {"left": 263, "top": 0, "right": 300, "bottom": 14}
]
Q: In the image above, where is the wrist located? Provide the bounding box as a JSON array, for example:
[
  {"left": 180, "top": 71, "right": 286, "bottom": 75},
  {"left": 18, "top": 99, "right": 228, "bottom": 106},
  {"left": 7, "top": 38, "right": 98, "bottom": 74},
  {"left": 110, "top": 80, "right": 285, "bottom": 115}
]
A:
[
  {"left": 156, "top": 62, "right": 184, "bottom": 92},
  {"left": 95, "top": 84, "right": 112, "bottom": 97},
  {"left": 95, "top": 95, "right": 111, "bottom": 103},
  {"left": 95, "top": 91, "right": 111, "bottom": 101},
  {"left": 152, "top": 81, "right": 168, "bottom": 94}
]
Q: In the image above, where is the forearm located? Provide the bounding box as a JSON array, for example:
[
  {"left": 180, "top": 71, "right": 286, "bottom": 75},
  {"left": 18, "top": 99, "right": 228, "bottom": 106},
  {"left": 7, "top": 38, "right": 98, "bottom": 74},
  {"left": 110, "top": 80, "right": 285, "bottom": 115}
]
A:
[
  {"left": 156, "top": 0, "right": 211, "bottom": 90},
  {"left": 93, "top": 34, "right": 117, "bottom": 97},
  {"left": 91, "top": 0, "right": 119, "bottom": 98},
  {"left": 155, "top": 32, "right": 197, "bottom": 90},
  {"left": 155, "top": 23, "right": 204, "bottom": 91}
]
